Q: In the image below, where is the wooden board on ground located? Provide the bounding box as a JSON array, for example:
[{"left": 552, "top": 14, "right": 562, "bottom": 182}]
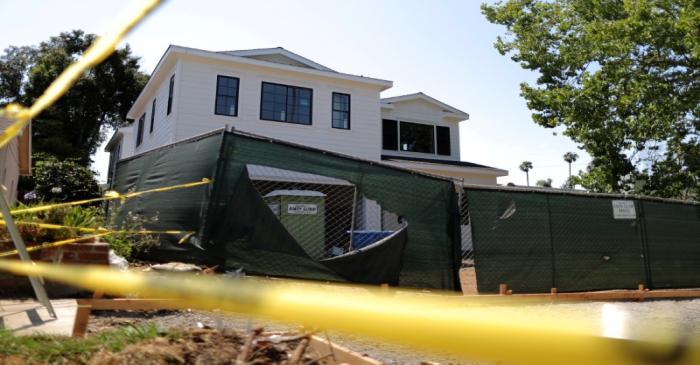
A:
[
  {"left": 0, "top": 299, "right": 77, "bottom": 336},
  {"left": 458, "top": 267, "right": 478, "bottom": 295},
  {"left": 72, "top": 298, "right": 383, "bottom": 365}
]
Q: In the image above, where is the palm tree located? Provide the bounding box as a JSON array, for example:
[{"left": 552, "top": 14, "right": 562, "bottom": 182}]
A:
[
  {"left": 563, "top": 152, "right": 579, "bottom": 188},
  {"left": 519, "top": 161, "right": 533, "bottom": 186}
]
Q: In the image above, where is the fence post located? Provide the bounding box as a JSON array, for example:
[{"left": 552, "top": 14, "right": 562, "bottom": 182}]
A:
[
  {"left": 0, "top": 185, "right": 56, "bottom": 318},
  {"left": 545, "top": 194, "right": 557, "bottom": 291},
  {"left": 637, "top": 199, "right": 653, "bottom": 289}
]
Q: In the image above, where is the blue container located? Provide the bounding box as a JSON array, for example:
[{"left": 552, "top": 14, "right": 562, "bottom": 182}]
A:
[{"left": 350, "top": 230, "right": 394, "bottom": 249}]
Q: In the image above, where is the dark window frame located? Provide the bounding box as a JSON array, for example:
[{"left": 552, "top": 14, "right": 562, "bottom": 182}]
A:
[
  {"left": 436, "top": 126, "right": 451, "bottom": 156},
  {"left": 136, "top": 113, "right": 145, "bottom": 147},
  {"left": 149, "top": 99, "right": 156, "bottom": 133},
  {"left": 259, "top": 81, "right": 313, "bottom": 125},
  {"left": 331, "top": 92, "right": 351, "bottom": 130},
  {"left": 399, "top": 121, "right": 435, "bottom": 154},
  {"left": 167, "top": 74, "right": 175, "bottom": 115},
  {"left": 382, "top": 119, "right": 398, "bottom": 150},
  {"left": 214, "top": 75, "right": 240, "bottom": 117}
]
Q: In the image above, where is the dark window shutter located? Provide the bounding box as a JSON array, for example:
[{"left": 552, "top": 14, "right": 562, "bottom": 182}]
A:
[
  {"left": 436, "top": 126, "right": 451, "bottom": 156},
  {"left": 382, "top": 119, "right": 398, "bottom": 150}
]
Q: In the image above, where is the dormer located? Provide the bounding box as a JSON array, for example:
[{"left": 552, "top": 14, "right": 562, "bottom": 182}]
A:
[{"left": 380, "top": 92, "right": 468, "bottom": 161}]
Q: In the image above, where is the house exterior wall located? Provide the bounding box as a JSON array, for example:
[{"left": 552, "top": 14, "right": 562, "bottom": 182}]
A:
[
  {"left": 0, "top": 118, "right": 30, "bottom": 204},
  {"left": 131, "top": 62, "right": 180, "bottom": 155},
  {"left": 172, "top": 55, "right": 382, "bottom": 160},
  {"left": 113, "top": 47, "right": 507, "bottom": 187},
  {"left": 381, "top": 98, "right": 461, "bottom": 161}
]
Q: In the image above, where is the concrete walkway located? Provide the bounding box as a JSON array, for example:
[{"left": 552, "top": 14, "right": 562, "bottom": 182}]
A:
[{"left": 0, "top": 299, "right": 77, "bottom": 336}]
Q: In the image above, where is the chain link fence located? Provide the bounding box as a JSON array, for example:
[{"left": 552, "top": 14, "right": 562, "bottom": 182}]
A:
[
  {"left": 248, "top": 164, "right": 407, "bottom": 260},
  {"left": 462, "top": 186, "right": 700, "bottom": 294}
]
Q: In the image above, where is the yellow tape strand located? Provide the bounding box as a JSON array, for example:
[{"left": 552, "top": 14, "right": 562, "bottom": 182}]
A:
[
  {"left": 0, "top": 219, "right": 192, "bottom": 236},
  {"left": 7, "top": 178, "right": 210, "bottom": 216},
  {"left": 0, "top": 0, "right": 163, "bottom": 149},
  {"left": 0, "top": 260, "right": 695, "bottom": 365},
  {"left": 0, "top": 234, "right": 110, "bottom": 257}
]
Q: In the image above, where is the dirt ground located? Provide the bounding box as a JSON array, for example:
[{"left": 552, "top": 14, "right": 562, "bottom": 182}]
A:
[
  {"left": 88, "top": 328, "right": 308, "bottom": 365},
  {"left": 86, "top": 298, "right": 700, "bottom": 365}
]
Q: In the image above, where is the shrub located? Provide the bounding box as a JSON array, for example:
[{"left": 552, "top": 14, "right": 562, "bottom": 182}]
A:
[
  {"left": 103, "top": 211, "right": 160, "bottom": 258},
  {"left": 29, "top": 154, "right": 101, "bottom": 203}
]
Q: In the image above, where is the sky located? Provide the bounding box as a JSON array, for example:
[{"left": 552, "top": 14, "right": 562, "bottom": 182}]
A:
[{"left": 0, "top": 0, "right": 590, "bottom": 186}]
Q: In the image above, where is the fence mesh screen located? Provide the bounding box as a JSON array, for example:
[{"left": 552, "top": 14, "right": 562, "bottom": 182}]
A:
[
  {"left": 464, "top": 187, "right": 700, "bottom": 294},
  {"left": 111, "top": 130, "right": 461, "bottom": 290}
]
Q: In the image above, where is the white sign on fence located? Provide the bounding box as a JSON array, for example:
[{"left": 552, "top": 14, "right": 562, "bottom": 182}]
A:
[
  {"left": 612, "top": 200, "right": 636, "bottom": 219},
  {"left": 287, "top": 203, "right": 318, "bottom": 215}
]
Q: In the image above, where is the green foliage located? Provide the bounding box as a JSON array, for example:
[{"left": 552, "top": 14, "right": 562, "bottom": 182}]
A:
[
  {"left": 0, "top": 30, "right": 148, "bottom": 165},
  {"left": 0, "top": 323, "right": 167, "bottom": 364},
  {"left": 104, "top": 210, "right": 160, "bottom": 258},
  {"left": 63, "top": 206, "right": 103, "bottom": 230},
  {"left": 30, "top": 153, "right": 101, "bottom": 203},
  {"left": 482, "top": 0, "right": 700, "bottom": 200},
  {"left": 536, "top": 178, "right": 553, "bottom": 188},
  {"left": 0, "top": 204, "right": 104, "bottom": 245}
]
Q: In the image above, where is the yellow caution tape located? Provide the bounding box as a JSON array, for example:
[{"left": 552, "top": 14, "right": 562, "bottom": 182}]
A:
[
  {"left": 0, "top": 0, "right": 163, "bottom": 149},
  {"left": 0, "top": 220, "right": 195, "bottom": 256},
  {"left": 6, "top": 178, "right": 211, "bottom": 216},
  {"left": 0, "top": 219, "right": 193, "bottom": 236},
  {"left": 0, "top": 234, "right": 111, "bottom": 257},
  {"left": 0, "top": 260, "right": 696, "bottom": 365}
]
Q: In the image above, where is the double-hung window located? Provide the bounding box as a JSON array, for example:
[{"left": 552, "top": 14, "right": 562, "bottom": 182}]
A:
[
  {"left": 331, "top": 92, "right": 350, "bottom": 129},
  {"left": 136, "top": 113, "right": 145, "bottom": 147},
  {"left": 215, "top": 75, "right": 240, "bottom": 116},
  {"left": 260, "top": 82, "right": 312, "bottom": 125}
]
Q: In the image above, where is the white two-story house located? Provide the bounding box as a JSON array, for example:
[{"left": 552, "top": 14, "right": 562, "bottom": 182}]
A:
[{"left": 106, "top": 46, "right": 507, "bottom": 185}]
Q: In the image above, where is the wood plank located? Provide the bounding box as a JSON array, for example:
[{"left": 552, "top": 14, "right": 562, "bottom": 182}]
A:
[
  {"left": 309, "top": 335, "right": 383, "bottom": 365},
  {"left": 77, "top": 298, "right": 190, "bottom": 311}
]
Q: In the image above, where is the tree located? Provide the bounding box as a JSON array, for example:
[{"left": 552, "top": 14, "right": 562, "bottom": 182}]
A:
[
  {"left": 563, "top": 152, "right": 579, "bottom": 188},
  {"left": 482, "top": 1, "right": 700, "bottom": 200},
  {"left": 519, "top": 161, "right": 533, "bottom": 186},
  {"left": 0, "top": 30, "right": 148, "bottom": 165},
  {"left": 536, "top": 178, "right": 553, "bottom": 188},
  {"left": 29, "top": 153, "right": 100, "bottom": 202}
]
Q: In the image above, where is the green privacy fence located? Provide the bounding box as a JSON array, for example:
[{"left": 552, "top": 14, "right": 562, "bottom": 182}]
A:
[
  {"left": 465, "top": 187, "right": 700, "bottom": 293},
  {"left": 110, "top": 129, "right": 461, "bottom": 290}
]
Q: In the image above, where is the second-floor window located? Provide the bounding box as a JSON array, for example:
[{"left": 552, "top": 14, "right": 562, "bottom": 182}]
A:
[
  {"left": 400, "top": 121, "right": 434, "bottom": 153},
  {"left": 382, "top": 120, "right": 451, "bottom": 156},
  {"left": 149, "top": 99, "right": 156, "bottom": 133},
  {"left": 215, "top": 75, "right": 240, "bottom": 116},
  {"left": 331, "top": 92, "right": 350, "bottom": 129},
  {"left": 167, "top": 74, "right": 175, "bottom": 115},
  {"left": 260, "top": 82, "right": 312, "bottom": 125},
  {"left": 136, "top": 113, "right": 145, "bottom": 147},
  {"left": 436, "top": 126, "right": 451, "bottom": 156}
]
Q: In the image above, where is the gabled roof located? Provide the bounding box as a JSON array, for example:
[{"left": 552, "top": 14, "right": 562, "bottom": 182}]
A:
[
  {"left": 105, "top": 125, "right": 133, "bottom": 152},
  {"left": 218, "top": 47, "right": 336, "bottom": 72},
  {"left": 381, "top": 92, "right": 469, "bottom": 120},
  {"left": 127, "top": 45, "right": 392, "bottom": 119}
]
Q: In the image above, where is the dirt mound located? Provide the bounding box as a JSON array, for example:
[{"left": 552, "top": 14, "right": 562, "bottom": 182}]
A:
[{"left": 89, "top": 328, "right": 311, "bottom": 365}]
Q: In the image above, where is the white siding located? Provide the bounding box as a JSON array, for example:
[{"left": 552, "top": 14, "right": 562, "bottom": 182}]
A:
[
  {"left": 0, "top": 117, "right": 20, "bottom": 204},
  {"left": 131, "top": 63, "right": 179, "bottom": 155},
  {"left": 381, "top": 98, "right": 461, "bottom": 161},
  {"left": 174, "top": 56, "right": 382, "bottom": 160}
]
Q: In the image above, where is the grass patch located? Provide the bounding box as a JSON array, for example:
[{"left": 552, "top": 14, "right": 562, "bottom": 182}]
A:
[{"left": 0, "top": 323, "right": 175, "bottom": 364}]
